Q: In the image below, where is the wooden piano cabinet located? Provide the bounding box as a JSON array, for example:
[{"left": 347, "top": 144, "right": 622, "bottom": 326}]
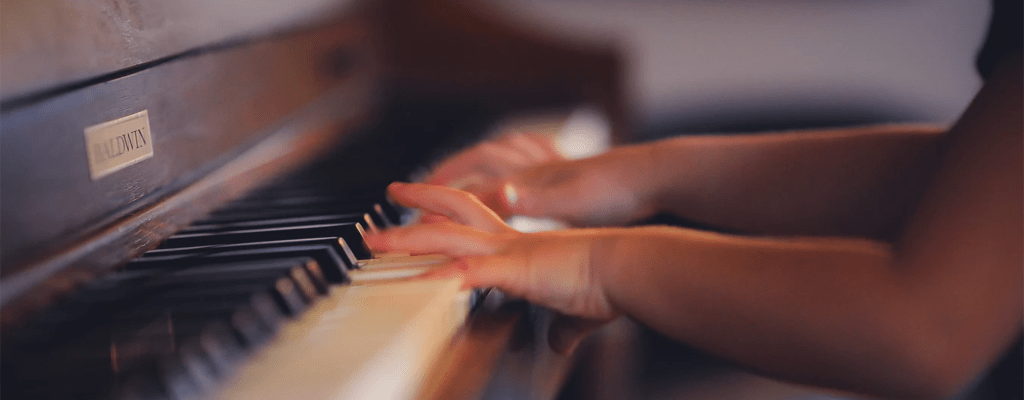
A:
[
  {"left": 1, "top": 0, "right": 624, "bottom": 329},
  {"left": 1, "top": 1, "right": 624, "bottom": 398},
  {"left": 1, "top": 6, "right": 381, "bottom": 329},
  {"left": 417, "top": 295, "right": 580, "bottom": 400}
]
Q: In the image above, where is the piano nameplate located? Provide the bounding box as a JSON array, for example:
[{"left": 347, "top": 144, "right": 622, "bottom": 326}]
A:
[{"left": 84, "top": 110, "right": 154, "bottom": 180}]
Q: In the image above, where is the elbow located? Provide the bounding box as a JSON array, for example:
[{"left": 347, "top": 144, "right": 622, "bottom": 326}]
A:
[
  {"left": 894, "top": 336, "right": 981, "bottom": 400},
  {"left": 901, "top": 371, "right": 969, "bottom": 400}
]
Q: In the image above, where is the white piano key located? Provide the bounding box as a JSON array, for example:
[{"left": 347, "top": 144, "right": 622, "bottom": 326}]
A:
[
  {"left": 350, "top": 255, "right": 451, "bottom": 284},
  {"left": 357, "top": 254, "right": 449, "bottom": 270},
  {"left": 213, "top": 277, "right": 471, "bottom": 400}
]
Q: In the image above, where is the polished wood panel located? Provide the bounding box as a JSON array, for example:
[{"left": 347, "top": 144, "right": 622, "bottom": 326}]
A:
[
  {"left": 0, "top": 8, "right": 379, "bottom": 329},
  {"left": 0, "top": 9, "right": 626, "bottom": 400},
  {"left": 0, "top": 0, "right": 359, "bottom": 101}
]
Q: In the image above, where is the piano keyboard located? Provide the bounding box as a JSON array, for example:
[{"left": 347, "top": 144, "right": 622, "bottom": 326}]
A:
[{"left": 1, "top": 158, "right": 475, "bottom": 400}]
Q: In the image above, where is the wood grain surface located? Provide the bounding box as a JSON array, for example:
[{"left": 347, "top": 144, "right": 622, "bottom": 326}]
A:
[{"left": 0, "top": 0, "right": 359, "bottom": 101}]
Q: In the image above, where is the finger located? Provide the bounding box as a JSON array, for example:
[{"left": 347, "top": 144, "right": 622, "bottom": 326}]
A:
[
  {"left": 475, "top": 142, "right": 533, "bottom": 173},
  {"left": 458, "top": 181, "right": 510, "bottom": 219},
  {"left": 530, "top": 133, "right": 566, "bottom": 160},
  {"left": 424, "top": 147, "right": 490, "bottom": 186},
  {"left": 502, "top": 163, "right": 590, "bottom": 220},
  {"left": 419, "top": 213, "right": 452, "bottom": 224},
  {"left": 365, "top": 222, "right": 499, "bottom": 256},
  {"left": 388, "top": 182, "right": 509, "bottom": 233},
  {"left": 455, "top": 255, "right": 530, "bottom": 298},
  {"left": 416, "top": 261, "right": 466, "bottom": 281},
  {"left": 425, "top": 142, "right": 529, "bottom": 186},
  {"left": 503, "top": 133, "right": 561, "bottom": 163},
  {"left": 499, "top": 180, "right": 549, "bottom": 218},
  {"left": 498, "top": 164, "right": 567, "bottom": 218},
  {"left": 445, "top": 173, "right": 488, "bottom": 191},
  {"left": 415, "top": 259, "right": 507, "bottom": 291},
  {"left": 547, "top": 314, "right": 608, "bottom": 354}
]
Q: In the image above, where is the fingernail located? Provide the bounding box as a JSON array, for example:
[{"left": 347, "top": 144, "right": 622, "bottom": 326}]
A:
[
  {"left": 389, "top": 181, "right": 406, "bottom": 189},
  {"left": 503, "top": 182, "right": 519, "bottom": 207}
]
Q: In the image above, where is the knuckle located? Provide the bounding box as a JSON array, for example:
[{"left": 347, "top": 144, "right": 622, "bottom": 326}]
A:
[{"left": 477, "top": 142, "right": 501, "bottom": 154}]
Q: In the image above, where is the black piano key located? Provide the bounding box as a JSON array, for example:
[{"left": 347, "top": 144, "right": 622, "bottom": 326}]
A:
[
  {"left": 186, "top": 212, "right": 378, "bottom": 238},
  {"left": 170, "top": 260, "right": 324, "bottom": 302},
  {"left": 160, "top": 223, "right": 358, "bottom": 247},
  {"left": 158, "top": 222, "right": 372, "bottom": 259},
  {"left": 124, "top": 257, "right": 330, "bottom": 296},
  {"left": 160, "top": 361, "right": 200, "bottom": 400},
  {"left": 112, "top": 372, "right": 168, "bottom": 400},
  {"left": 106, "top": 359, "right": 191, "bottom": 400},
  {"left": 118, "top": 338, "right": 228, "bottom": 400},
  {"left": 140, "top": 237, "right": 359, "bottom": 270},
  {"left": 13, "top": 323, "right": 182, "bottom": 400},
  {"left": 13, "top": 259, "right": 330, "bottom": 360},
  {"left": 52, "top": 303, "right": 251, "bottom": 353},
  {"left": 132, "top": 245, "right": 351, "bottom": 284},
  {"left": 4, "top": 152, "right": 419, "bottom": 400},
  {"left": 226, "top": 305, "right": 275, "bottom": 347},
  {"left": 372, "top": 203, "right": 396, "bottom": 227},
  {"left": 180, "top": 213, "right": 370, "bottom": 234},
  {"left": 121, "top": 256, "right": 324, "bottom": 284},
  {"left": 192, "top": 321, "right": 246, "bottom": 377},
  {"left": 117, "top": 292, "right": 283, "bottom": 344},
  {"left": 25, "top": 284, "right": 297, "bottom": 395},
  {"left": 199, "top": 205, "right": 373, "bottom": 228},
  {"left": 108, "top": 303, "right": 272, "bottom": 351},
  {"left": 57, "top": 262, "right": 316, "bottom": 341},
  {"left": 37, "top": 305, "right": 273, "bottom": 379},
  {"left": 128, "top": 276, "right": 311, "bottom": 317},
  {"left": 108, "top": 304, "right": 253, "bottom": 338}
]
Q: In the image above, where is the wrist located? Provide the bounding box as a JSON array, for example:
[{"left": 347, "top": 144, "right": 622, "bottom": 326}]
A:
[
  {"left": 587, "top": 229, "right": 637, "bottom": 315},
  {"left": 629, "top": 143, "right": 665, "bottom": 218},
  {"left": 641, "top": 138, "right": 702, "bottom": 218},
  {"left": 588, "top": 226, "right": 697, "bottom": 316},
  {"left": 592, "top": 144, "right": 662, "bottom": 223}
]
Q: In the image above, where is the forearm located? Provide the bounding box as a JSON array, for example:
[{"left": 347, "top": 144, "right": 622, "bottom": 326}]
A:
[
  {"left": 589, "top": 59, "right": 1022, "bottom": 399},
  {"left": 594, "top": 227, "right": 949, "bottom": 399},
  {"left": 637, "top": 124, "right": 944, "bottom": 239}
]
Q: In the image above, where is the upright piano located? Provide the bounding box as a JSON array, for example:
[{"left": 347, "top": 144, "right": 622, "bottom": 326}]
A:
[{"left": 0, "top": 0, "right": 624, "bottom": 398}]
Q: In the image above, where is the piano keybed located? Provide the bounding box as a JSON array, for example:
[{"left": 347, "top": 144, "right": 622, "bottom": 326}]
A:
[{"left": 1, "top": 151, "right": 471, "bottom": 400}]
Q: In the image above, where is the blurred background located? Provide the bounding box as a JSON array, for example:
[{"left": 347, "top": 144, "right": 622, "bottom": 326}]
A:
[
  {"left": 475, "top": 1, "right": 999, "bottom": 399},
  {"left": 486, "top": 0, "right": 988, "bottom": 139}
]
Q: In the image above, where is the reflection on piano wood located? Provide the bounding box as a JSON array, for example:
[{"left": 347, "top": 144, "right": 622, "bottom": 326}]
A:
[{"left": 1, "top": 0, "right": 622, "bottom": 398}]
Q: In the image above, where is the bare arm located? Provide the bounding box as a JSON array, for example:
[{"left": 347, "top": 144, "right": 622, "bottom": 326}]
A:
[
  {"left": 641, "top": 123, "right": 944, "bottom": 239},
  {"left": 599, "top": 54, "right": 1023, "bottom": 399},
  {"left": 435, "top": 121, "right": 945, "bottom": 239},
  {"left": 370, "top": 54, "right": 1022, "bottom": 399}
]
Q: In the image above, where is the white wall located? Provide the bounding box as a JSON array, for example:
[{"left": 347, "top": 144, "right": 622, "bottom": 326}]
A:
[{"left": 486, "top": 0, "right": 990, "bottom": 131}]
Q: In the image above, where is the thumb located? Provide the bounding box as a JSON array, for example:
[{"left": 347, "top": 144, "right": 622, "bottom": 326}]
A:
[{"left": 500, "top": 181, "right": 550, "bottom": 218}]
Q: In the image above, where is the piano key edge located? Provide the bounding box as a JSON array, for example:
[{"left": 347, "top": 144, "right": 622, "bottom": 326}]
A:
[{"left": 0, "top": 81, "right": 377, "bottom": 332}]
